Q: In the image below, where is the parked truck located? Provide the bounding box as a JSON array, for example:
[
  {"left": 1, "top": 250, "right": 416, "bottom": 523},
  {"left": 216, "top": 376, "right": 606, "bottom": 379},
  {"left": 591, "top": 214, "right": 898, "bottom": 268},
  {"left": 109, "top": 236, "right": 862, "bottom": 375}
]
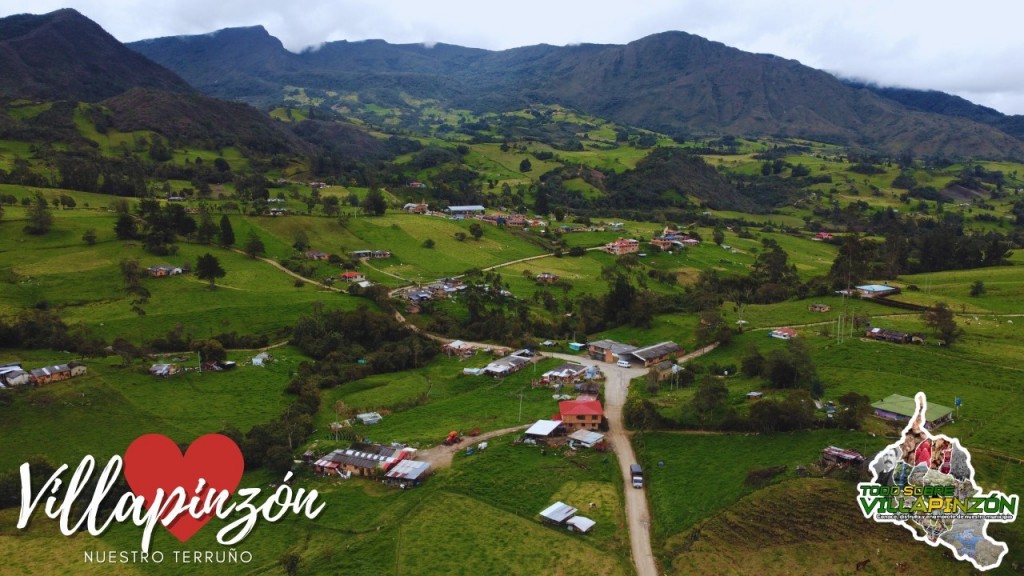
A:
[{"left": 630, "top": 464, "right": 643, "bottom": 489}]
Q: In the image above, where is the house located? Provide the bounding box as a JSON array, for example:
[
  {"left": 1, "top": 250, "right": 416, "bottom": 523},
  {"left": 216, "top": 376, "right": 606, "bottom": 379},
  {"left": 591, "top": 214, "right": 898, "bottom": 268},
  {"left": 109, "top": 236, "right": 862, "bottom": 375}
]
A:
[
  {"left": 146, "top": 265, "right": 183, "bottom": 278},
  {"left": 871, "top": 394, "right": 954, "bottom": 429},
  {"left": 0, "top": 363, "right": 30, "bottom": 387},
  {"left": 856, "top": 284, "right": 901, "bottom": 298},
  {"left": 268, "top": 208, "right": 288, "bottom": 216},
  {"left": 383, "top": 459, "right": 431, "bottom": 488},
  {"left": 769, "top": 327, "right": 798, "bottom": 340},
  {"left": 539, "top": 501, "right": 578, "bottom": 525},
  {"left": 746, "top": 391, "right": 764, "bottom": 400},
  {"left": 408, "top": 181, "right": 428, "bottom": 189},
  {"left": 567, "top": 429, "right": 604, "bottom": 449},
  {"left": 651, "top": 360, "right": 685, "bottom": 382},
  {"left": 403, "top": 201, "right": 429, "bottom": 214},
  {"left": 356, "top": 280, "right": 374, "bottom": 289},
  {"left": 483, "top": 353, "right": 531, "bottom": 377},
  {"left": 407, "top": 290, "right": 433, "bottom": 302},
  {"left": 628, "top": 341, "right": 684, "bottom": 367},
  {"left": 447, "top": 205, "right": 486, "bottom": 217},
  {"left": 649, "top": 237, "right": 677, "bottom": 252},
  {"left": 443, "top": 340, "right": 475, "bottom": 358},
  {"left": 355, "top": 412, "right": 383, "bottom": 425},
  {"left": 820, "top": 446, "right": 865, "bottom": 467},
  {"left": 149, "top": 364, "right": 181, "bottom": 377},
  {"left": 535, "top": 272, "right": 559, "bottom": 284},
  {"left": 587, "top": 339, "right": 638, "bottom": 363},
  {"left": 314, "top": 443, "right": 408, "bottom": 477},
  {"left": 351, "top": 249, "right": 391, "bottom": 260},
  {"left": 30, "top": 364, "right": 76, "bottom": 385},
  {"left": 559, "top": 399, "right": 604, "bottom": 432},
  {"left": 865, "top": 327, "right": 911, "bottom": 344},
  {"left": 524, "top": 419, "right": 564, "bottom": 442},
  {"left": 814, "top": 232, "right": 834, "bottom": 241},
  {"left": 808, "top": 303, "right": 832, "bottom": 312},
  {"left": 340, "top": 271, "right": 366, "bottom": 282},
  {"left": 304, "top": 250, "right": 329, "bottom": 261},
  {"left": 602, "top": 238, "right": 640, "bottom": 255},
  {"left": 542, "top": 362, "right": 588, "bottom": 385}
]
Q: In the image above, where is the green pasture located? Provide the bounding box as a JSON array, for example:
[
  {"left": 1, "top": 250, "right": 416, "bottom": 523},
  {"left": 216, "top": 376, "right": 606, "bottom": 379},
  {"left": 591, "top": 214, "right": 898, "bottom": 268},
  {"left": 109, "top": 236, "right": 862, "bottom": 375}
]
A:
[
  {"left": 0, "top": 348, "right": 303, "bottom": 471},
  {"left": 314, "top": 356, "right": 570, "bottom": 447}
]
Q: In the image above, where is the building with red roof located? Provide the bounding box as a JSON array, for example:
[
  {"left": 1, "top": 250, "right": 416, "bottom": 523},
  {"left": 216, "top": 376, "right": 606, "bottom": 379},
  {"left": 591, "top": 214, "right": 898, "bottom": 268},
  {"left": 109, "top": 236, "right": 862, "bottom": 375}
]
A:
[{"left": 558, "top": 399, "right": 604, "bottom": 432}]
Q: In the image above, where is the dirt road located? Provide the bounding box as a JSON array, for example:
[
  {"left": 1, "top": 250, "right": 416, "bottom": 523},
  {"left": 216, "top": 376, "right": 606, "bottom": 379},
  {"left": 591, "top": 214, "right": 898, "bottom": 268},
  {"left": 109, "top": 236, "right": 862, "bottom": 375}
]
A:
[
  {"left": 546, "top": 352, "right": 658, "bottom": 576},
  {"left": 417, "top": 425, "right": 528, "bottom": 469}
]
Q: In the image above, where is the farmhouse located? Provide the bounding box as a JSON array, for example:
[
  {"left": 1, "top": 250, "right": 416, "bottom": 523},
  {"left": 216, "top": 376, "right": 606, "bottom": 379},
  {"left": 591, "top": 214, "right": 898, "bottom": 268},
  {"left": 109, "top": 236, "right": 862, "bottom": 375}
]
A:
[
  {"left": 587, "top": 339, "right": 638, "bottom": 363},
  {"left": 315, "top": 443, "right": 410, "bottom": 477},
  {"left": 30, "top": 363, "right": 85, "bottom": 385},
  {"left": 820, "top": 446, "right": 865, "bottom": 467},
  {"left": 814, "top": 232, "right": 834, "bottom": 241},
  {"left": 769, "top": 327, "right": 798, "bottom": 340},
  {"left": 650, "top": 360, "right": 685, "bottom": 382},
  {"left": 268, "top": 208, "right": 288, "bottom": 216},
  {"left": 483, "top": 351, "right": 533, "bottom": 377},
  {"left": 542, "top": 362, "right": 588, "bottom": 385},
  {"left": 340, "top": 271, "right": 366, "bottom": 282},
  {"left": 871, "top": 394, "right": 954, "bottom": 429},
  {"left": 628, "top": 341, "right": 684, "bottom": 367},
  {"left": 0, "top": 363, "right": 30, "bottom": 387},
  {"left": 403, "top": 201, "right": 429, "bottom": 214},
  {"left": 447, "top": 205, "right": 486, "bottom": 217},
  {"left": 304, "top": 250, "right": 329, "bottom": 261},
  {"left": 535, "top": 272, "right": 559, "bottom": 284},
  {"left": 146, "top": 265, "right": 183, "bottom": 278},
  {"left": 808, "top": 303, "right": 832, "bottom": 312},
  {"left": 602, "top": 238, "right": 640, "bottom": 255},
  {"left": 856, "top": 284, "right": 901, "bottom": 298},
  {"left": 443, "top": 340, "right": 475, "bottom": 358},
  {"left": 351, "top": 249, "right": 391, "bottom": 259},
  {"left": 865, "top": 327, "right": 912, "bottom": 344},
  {"left": 558, "top": 399, "right": 604, "bottom": 432}
]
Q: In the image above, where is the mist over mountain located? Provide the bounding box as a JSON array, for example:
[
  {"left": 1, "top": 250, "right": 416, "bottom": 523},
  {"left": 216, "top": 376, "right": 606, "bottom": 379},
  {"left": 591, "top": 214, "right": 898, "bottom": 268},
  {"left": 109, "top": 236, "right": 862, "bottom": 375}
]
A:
[{"left": 131, "top": 27, "right": 1024, "bottom": 160}]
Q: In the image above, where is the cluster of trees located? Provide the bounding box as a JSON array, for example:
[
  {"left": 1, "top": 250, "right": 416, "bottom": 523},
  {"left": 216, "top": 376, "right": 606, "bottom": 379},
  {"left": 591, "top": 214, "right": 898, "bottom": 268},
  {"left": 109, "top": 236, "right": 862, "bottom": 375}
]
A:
[{"left": 113, "top": 199, "right": 236, "bottom": 255}]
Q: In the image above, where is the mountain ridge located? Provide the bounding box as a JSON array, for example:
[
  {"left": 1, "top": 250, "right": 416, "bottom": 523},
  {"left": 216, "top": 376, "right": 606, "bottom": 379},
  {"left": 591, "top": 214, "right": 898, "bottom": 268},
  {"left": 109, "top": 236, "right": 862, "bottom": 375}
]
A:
[{"left": 130, "top": 27, "right": 1024, "bottom": 160}]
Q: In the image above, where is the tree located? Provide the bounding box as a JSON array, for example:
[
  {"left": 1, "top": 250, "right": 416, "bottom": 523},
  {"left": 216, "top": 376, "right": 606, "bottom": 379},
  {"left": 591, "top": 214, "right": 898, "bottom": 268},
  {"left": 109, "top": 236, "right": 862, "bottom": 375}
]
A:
[
  {"left": 219, "top": 215, "right": 235, "bottom": 247},
  {"left": 244, "top": 231, "right": 265, "bottom": 259},
  {"left": 422, "top": 238, "right": 435, "bottom": 248},
  {"left": 119, "top": 258, "right": 150, "bottom": 318},
  {"left": 970, "top": 280, "right": 986, "bottom": 297},
  {"left": 690, "top": 376, "right": 728, "bottom": 427},
  {"left": 836, "top": 392, "right": 872, "bottom": 429},
  {"left": 922, "top": 302, "right": 963, "bottom": 345},
  {"left": 58, "top": 194, "right": 76, "bottom": 209},
  {"left": 519, "top": 158, "right": 532, "bottom": 172},
  {"left": 195, "top": 210, "right": 217, "bottom": 245},
  {"left": 23, "top": 193, "right": 54, "bottom": 235},
  {"left": 362, "top": 188, "right": 387, "bottom": 216},
  {"left": 468, "top": 223, "right": 484, "bottom": 240},
  {"left": 712, "top": 226, "right": 725, "bottom": 245},
  {"left": 82, "top": 228, "right": 97, "bottom": 246},
  {"left": 191, "top": 338, "right": 226, "bottom": 364},
  {"left": 196, "top": 253, "right": 226, "bottom": 289}
]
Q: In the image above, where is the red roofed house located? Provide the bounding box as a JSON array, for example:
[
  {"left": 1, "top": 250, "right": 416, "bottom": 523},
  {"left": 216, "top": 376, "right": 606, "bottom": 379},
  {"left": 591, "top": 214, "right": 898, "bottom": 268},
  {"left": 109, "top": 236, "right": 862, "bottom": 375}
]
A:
[
  {"left": 340, "top": 271, "right": 366, "bottom": 282},
  {"left": 769, "top": 327, "right": 798, "bottom": 340},
  {"left": 602, "top": 238, "right": 640, "bottom": 255},
  {"left": 558, "top": 399, "right": 604, "bottom": 432},
  {"left": 814, "top": 232, "right": 834, "bottom": 241}
]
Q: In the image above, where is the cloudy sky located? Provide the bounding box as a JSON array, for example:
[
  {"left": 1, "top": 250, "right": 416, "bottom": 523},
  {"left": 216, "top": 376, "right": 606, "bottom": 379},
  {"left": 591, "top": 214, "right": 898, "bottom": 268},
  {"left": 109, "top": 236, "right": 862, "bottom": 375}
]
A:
[{"left": 6, "top": 0, "right": 1024, "bottom": 114}]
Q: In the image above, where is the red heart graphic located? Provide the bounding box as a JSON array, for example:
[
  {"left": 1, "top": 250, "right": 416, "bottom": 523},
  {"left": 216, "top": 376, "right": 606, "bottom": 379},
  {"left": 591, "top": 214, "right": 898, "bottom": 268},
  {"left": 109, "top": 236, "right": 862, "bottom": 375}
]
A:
[{"left": 123, "top": 433, "right": 244, "bottom": 542}]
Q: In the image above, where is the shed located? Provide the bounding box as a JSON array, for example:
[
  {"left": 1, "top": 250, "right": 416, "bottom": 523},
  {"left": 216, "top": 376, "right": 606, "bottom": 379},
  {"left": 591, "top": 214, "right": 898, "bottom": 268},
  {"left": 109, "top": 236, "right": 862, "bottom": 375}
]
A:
[
  {"left": 628, "top": 341, "right": 683, "bottom": 367},
  {"left": 568, "top": 342, "right": 585, "bottom": 352},
  {"left": 821, "top": 446, "right": 865, "bottom": 466},
  {"left": 566, "top": 515, "right": 596, "bottom": 533},
  {"left": 567, "top": 429, "right": 604, "bottom": 448},
  {"left": 871, "top": 394, "right": 954, "bottom": 429},
  {"left": 525, "top": 419, "right": 563, "bottom": 439},
  {"left": 539, "top": 501, "right": 578, "bottom": 524},
  {"left": 383, "top": 460, "right": 431, "bottom": 487},
  {"left": 356, "top": 412, "right": 383, "bottom": 425},
  {"left": 746, "top": 391, "right": 764, "bottom": 400}
]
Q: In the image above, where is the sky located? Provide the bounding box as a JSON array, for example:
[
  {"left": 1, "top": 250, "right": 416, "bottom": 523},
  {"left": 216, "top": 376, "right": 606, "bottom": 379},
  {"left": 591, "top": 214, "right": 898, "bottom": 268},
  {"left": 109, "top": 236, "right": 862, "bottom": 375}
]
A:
[{"left": 5, "top": 0, "right": 1024, "bottom": 115}]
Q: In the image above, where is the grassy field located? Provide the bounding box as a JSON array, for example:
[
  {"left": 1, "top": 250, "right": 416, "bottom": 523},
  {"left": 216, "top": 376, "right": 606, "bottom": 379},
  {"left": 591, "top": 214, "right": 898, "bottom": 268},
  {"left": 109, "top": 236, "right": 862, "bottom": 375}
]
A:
[{"left": 0, "top": 347, "right": 304, "bottom": 471}]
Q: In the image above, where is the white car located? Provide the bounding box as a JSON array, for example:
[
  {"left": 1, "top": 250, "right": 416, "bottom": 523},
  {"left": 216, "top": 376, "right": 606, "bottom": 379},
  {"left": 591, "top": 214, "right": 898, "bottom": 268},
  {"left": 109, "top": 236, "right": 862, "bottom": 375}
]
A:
[{"left": 616, "top": 359, "right": 631, "bottom": 368}]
